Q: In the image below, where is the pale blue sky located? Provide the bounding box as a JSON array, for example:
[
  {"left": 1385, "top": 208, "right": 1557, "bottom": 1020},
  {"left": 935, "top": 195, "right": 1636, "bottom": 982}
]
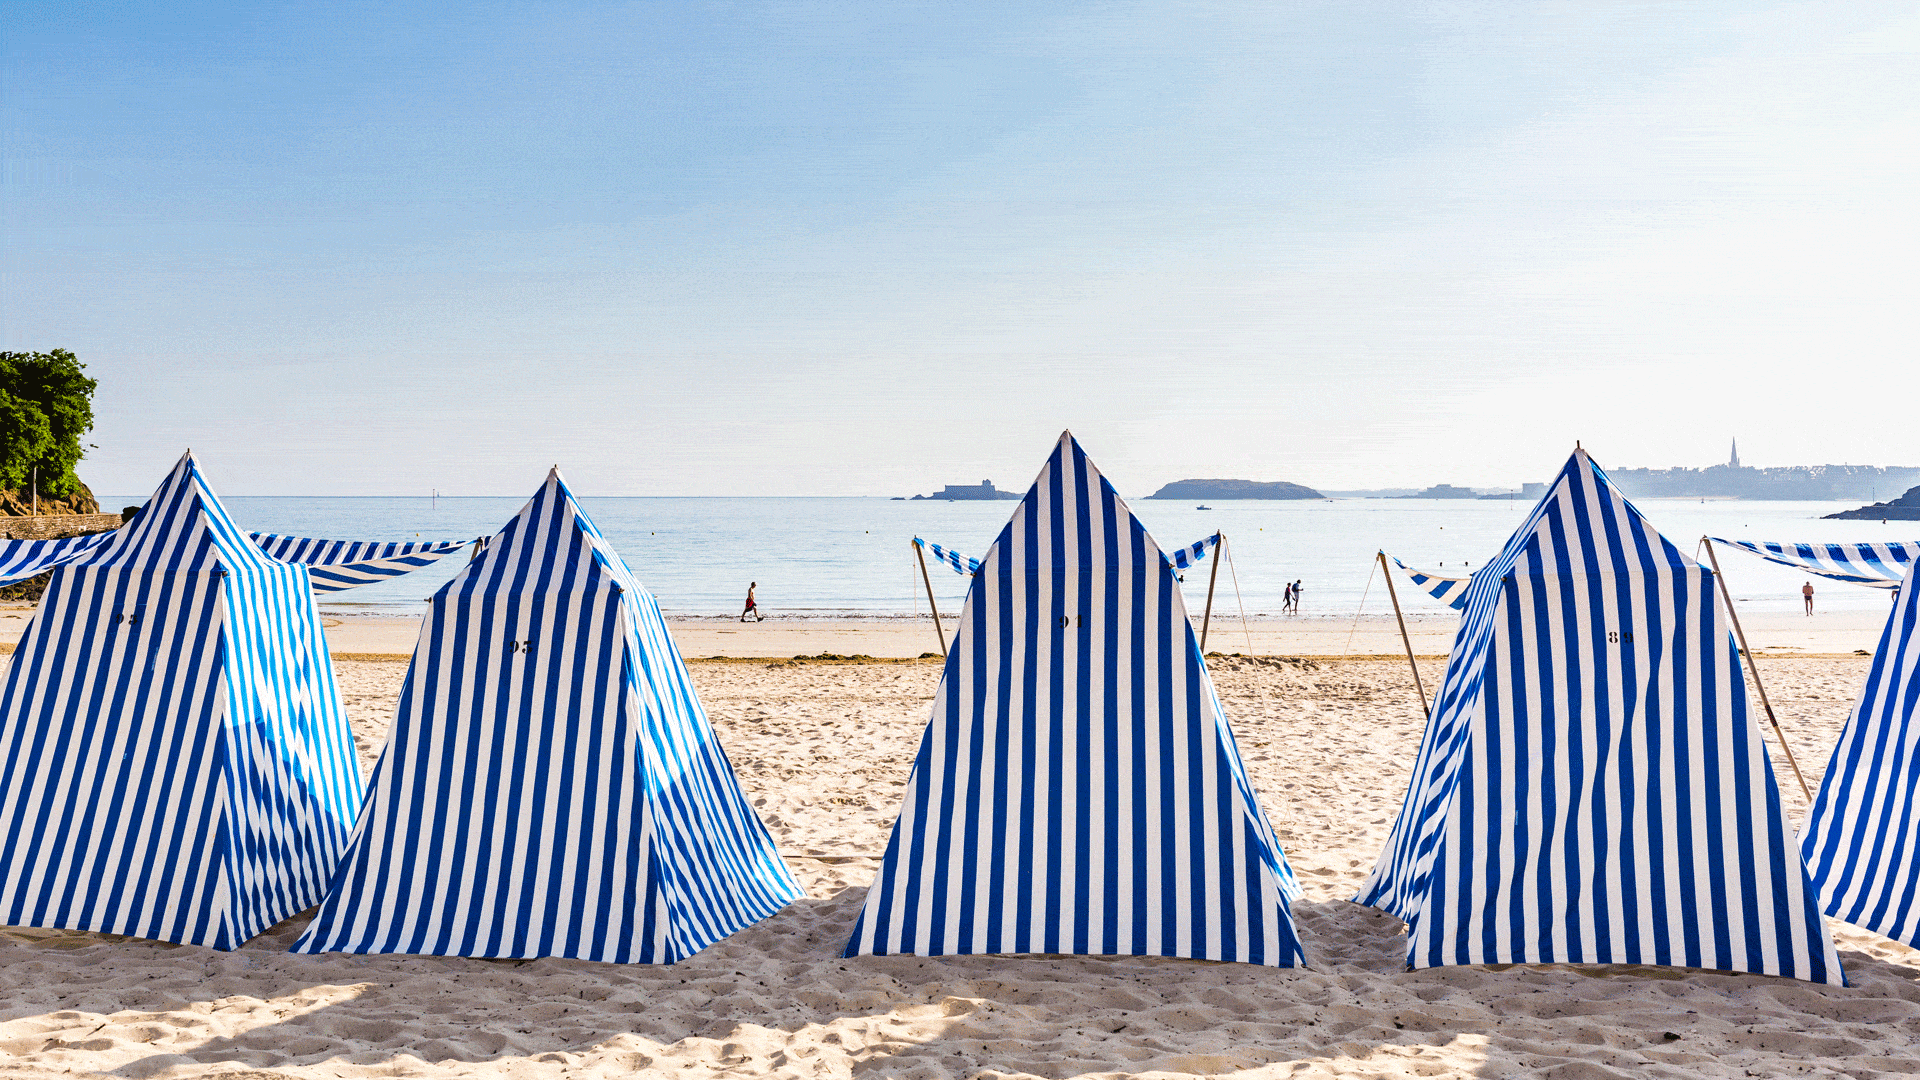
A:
[{"left": 5, "top": 2, "right": 1916, "bottom": 495}]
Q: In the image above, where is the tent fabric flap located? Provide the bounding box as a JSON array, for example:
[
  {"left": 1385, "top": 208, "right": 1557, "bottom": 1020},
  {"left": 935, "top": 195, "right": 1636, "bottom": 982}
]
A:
[
  {"left": 849, "top": 432, "right": 1306, "bottom": 967},
  {"left": 1165, "top": 532, "right": 1221, "bottom": 571},
  {"left": 1355, "top": 450, "right": 1844, "bottom": 984},
  {"left": 1710, "top": 538, "right": 1916, "bottom": 589},
  {"left": 914, "top": 537, "right": 980, "bottom": 576},
  {"left": 1387, "top": 554, "right": 1471, "bottom": 611},
  {"left": 0, "top": 531, "right": 116, "bottom": 587},
  {"left": 250, "top": 533, "right": 473, "bottom": 593}
]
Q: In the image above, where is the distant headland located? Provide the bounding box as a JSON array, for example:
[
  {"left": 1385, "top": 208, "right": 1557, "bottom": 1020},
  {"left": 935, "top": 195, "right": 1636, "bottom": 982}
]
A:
[
  {"left": 1825, "top": 485, "right": 1920, "bottom": 520},
  {"left": 1144, "top": 479, "right": 1323, "bottom": 500},
  {"left": 907, "top": 480, "right": 1022, "bottom": 501}
]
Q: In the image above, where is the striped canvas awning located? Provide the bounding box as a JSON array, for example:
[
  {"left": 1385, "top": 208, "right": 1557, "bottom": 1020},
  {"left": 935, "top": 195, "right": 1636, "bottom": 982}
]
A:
[
  {"left": 1355, "top": 449, "right": 1844, "bottom": 984},
  {"left": 1387, "top": 554, "right": 1470, "bottom": 610},
  {"left": 250, "top": 533, "right": 473, "bottom": 592},
  {"left": 849, "top": 433, "right": 1306, "bottom": 966},
  {"left": 914, "top": 537, "right": 980, "bottom": 576},
  {"left": 1164, "top": 531, "right": 1220, "bottom": 571},
  {"left": 0, "top": 452, "right": 363, "bottom": 949},
  {"left": 0, "top": 530, "right": 115, "bottom": 587},
  {"left": 1710, "top": 538, "right": 1916, "bottom": 589}
]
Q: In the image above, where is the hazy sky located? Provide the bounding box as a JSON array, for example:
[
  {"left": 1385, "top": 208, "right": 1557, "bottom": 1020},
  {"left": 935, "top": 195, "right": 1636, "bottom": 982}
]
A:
[{"left": 5, "top": 2, "right": 1917, "bottom": 496}]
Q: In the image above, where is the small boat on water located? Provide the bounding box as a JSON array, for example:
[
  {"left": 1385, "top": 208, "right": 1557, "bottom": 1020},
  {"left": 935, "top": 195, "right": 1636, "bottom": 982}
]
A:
[{"left": 1195, "top": 504, "right": 1212, "bottom": 510}]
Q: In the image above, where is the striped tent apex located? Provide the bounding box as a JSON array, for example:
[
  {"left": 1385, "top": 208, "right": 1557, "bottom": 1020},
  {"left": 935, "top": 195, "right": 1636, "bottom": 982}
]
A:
[
  {"left": 294, "top": 467, "right": 800, "bottom": 963},
  {"left": 1355, "top": 449, "right": 1843, "bottom": 984},
  {"left": 0, "top": 451, "right": 363, "bottom": 949},
  {"left": 1710, "top": 538, "right": 1915, "bottom": 589},
  {"left": 0, "top": 531, "right": 116, "bottom": 587},
  {"left": 1387, "top": 554, "right": 1470, "bottom": 610},
  {"left": 847, "top": 432, "right": 1306, "bottom": 967},
  {"left": 251, "top": 533, "right": 474, "bottom": 592},
  {"left": 915, "top": 537, "right": 980, "bottom": 576},
  {"left": 1799, "top": 556, "right": 1920, "bottom": 949},
  {"left": 1165, "top": 532, "right": 1221, "bottom": 572}
]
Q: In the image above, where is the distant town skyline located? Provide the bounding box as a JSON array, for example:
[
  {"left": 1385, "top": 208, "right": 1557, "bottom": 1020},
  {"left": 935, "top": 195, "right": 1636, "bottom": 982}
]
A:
[{"left": 6, "top": 3, "right": 1917, "bottom": 496}]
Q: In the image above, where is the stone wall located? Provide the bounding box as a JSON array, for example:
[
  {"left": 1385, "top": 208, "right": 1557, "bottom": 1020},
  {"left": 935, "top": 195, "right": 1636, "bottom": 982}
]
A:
[{"left": 0, "top": 514, "right": 125, "bottom": 541}]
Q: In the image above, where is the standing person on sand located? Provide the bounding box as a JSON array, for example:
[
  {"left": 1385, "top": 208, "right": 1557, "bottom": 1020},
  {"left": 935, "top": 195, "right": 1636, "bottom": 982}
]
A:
[
  {"left": 1803, "top": 580, "right": 1815, "bottom": 616},
  {"left": 741, "top": 582, "right": 765, "bottom": 622}
]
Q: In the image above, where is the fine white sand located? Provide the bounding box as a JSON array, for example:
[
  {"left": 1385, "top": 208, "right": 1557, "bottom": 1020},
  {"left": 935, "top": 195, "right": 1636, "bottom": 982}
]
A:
[{"left": 3, "top": 653, "right": 1919, "bottom": 1078}]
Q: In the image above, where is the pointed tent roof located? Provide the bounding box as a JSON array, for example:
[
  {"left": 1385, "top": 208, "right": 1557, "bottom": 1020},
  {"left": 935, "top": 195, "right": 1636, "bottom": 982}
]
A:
[
  {"left": 294, "top": 468, "right": 799, "bottom": 963},
  {"left": 845, "top": 432, "right": 1305, "bottom": 966},
  {"left": 0, "top": 451, "right": 362, "bottom": 949},
  {"left": 1356, "top": 449, "right": 1843, "bottom": 983}
]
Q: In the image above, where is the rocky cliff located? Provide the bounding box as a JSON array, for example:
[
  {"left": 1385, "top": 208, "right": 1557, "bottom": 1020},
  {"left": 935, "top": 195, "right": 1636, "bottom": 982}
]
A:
[{"left": 0, "top": 480, "right": 98, "bottom": 516}]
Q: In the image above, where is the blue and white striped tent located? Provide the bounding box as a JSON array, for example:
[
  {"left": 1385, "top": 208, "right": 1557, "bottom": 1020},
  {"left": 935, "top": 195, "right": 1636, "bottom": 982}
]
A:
[
  {"left": 1356, "top": 449, "right": 1844, "bottom": 983},
  {"left": 846, "top": 432, "right": 1305, "bottom": 966},
  {"left": 0, "top": 452, "right": 364, "bottom": 949},
  {"left": 250, "top": 534, "right": 472, "bottom": 593},
  {"left": 1715, "top": 539, "right": 1920, "bottom": 950},
  {"left": 1387, "top": 554, "right": 1471, "bottom": 610},
  {"left": 294, "top": 468, "right": 800, "bottom": 963}
]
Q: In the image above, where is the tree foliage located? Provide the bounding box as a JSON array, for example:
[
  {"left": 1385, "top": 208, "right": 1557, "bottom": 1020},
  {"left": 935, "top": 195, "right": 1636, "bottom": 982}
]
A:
[{"left": 0, "top": 349, "right": 97, "bottom": 497}]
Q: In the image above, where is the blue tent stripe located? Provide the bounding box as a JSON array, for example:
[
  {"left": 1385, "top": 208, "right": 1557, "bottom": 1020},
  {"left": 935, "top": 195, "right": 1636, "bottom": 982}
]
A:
[
  {"left": 1711, "top": 538, "right": 1916, "bottom": 589},
  {"left": 0, "top": 453, "right": 363, "bottom": 949},
  {"left": 1355, "top": 450, "right": 1843, "bottom": 984},
  {"left": 1800, "top": 558, "right": 1920, "bottom": 949},
  {"left": 293, "top": 468, "right": 799, "bottom": 963},
  {"left": 250, "top": 533, "right": 472, "bottom": 593},
  {"left": 848, "top": 432, "right": 1304, "bottom": 966}
]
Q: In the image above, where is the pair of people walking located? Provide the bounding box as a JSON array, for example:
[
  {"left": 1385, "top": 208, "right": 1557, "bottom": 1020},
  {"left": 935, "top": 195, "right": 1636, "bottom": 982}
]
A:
[{"left": 1282, "top": 579, "right": 1303, "bottom": 615}]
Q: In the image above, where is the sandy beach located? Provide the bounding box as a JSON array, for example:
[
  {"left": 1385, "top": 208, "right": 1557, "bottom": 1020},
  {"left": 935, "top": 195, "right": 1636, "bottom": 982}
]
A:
[{"left": 1, "top": 645, "right": 1916, "bottom": 1078}]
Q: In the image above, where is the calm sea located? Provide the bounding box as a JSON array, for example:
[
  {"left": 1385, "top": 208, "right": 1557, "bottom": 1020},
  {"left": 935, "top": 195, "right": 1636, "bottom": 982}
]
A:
[{"left": 97, "top": 493, "right": 1914, "bottom": 620}]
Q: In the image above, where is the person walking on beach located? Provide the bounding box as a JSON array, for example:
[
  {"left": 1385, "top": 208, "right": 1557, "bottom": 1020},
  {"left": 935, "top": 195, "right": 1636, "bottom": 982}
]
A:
[
  {"left": 1803, "top": 580, "right": 1815, "bottom": 616},
  {"left": 1280, "top": 581, "right": 1294, "bottom": 615},
  {"left": 741, "top": 582, "right": 764, "bottom": 622},
  {"left": 1292, "top": 579, "right": 1303, "bottom": 615}
]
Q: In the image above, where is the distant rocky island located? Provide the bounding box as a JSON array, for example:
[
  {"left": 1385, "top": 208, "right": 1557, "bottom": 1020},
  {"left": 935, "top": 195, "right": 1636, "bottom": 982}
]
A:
[
  {"left": 1825, "top": 485, "right": 1920, "bottom": 520},
  {"left": 1145, "top": 479, "right": 1323, "bottom": 501},
  {"left": 908, "top": 480, "right": 1022, "bottom": 501}
]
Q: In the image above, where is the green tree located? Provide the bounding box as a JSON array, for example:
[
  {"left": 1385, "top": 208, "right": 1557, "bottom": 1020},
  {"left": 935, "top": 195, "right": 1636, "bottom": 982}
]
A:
[{"left": 0, "top": 349, "right": 97, "bottom": 497}]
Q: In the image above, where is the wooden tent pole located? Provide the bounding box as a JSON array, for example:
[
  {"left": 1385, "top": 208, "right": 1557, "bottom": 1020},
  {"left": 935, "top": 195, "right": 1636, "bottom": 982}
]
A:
[
  {"left": 1379, "top": 550, "right": 1430, "bottom": 719},
  {"left": 1701, "top": 537, "right": 1813, "bottom": 803},
  {"left": 1199, "top": 532, "right": 1223, "bottom": 653},
  {"left": 915, "top": 541, "right": 948, "bottom": 658}
]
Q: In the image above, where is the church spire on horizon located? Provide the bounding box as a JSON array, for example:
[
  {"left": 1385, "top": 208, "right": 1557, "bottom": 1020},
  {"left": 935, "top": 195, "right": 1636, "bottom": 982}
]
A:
[{"left": 1730, "top": 437, "right": 1740, "bottom": 469}]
